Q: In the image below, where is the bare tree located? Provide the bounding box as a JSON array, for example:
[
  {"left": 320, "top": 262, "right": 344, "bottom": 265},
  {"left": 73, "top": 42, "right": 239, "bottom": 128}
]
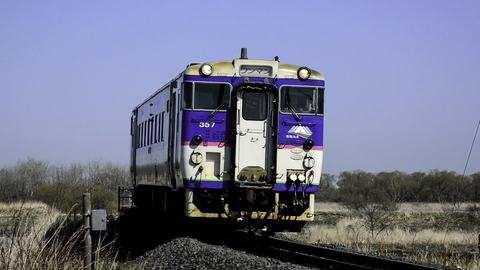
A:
[
  {"left": 0, "top": 158, "right": 50, "bottom": 201},
  {"left": 85, "top": 160, "right": 129, "bottom": 191},
  {"left": 374, "top": 171, "right": 412, "bottom": 203},
  {"left": 337, "top": 170, "right": 398, "bottom": 240},
  {"left": 0, "top": 168, "right": 16, "bottom": 202},
  {"left": 419, "top": 170, "right": 461, "bottom": 204},
  {"left": 50, "top": 163, "right": 85, "bottom": 185},
  {"left": 316, "top": 173, "right": 337, "bottom": 202},
  {"left": 471, "top": 172, "right": 480, "bottom": 202}
]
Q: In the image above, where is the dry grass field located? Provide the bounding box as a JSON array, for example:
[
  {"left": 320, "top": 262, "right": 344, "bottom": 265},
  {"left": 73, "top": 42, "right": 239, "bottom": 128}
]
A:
[
  {"left": 288, "top": 202, "right": 480, "bottom": 269},
  {"left": 0, "top": 202, "right": 114, "bottom": 269},
  {"left": 3, "top": 201, "right": 480, "bottom": 269}
]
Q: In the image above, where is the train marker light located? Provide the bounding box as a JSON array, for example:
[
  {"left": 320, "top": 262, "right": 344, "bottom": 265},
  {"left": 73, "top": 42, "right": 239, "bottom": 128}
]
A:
[
  {"left": 192, "top": 135, "right": 203, "bottom": 145},
  {"left": 297, "top": 67, "right": 311, "bottom": 80},
  {"left": 200, "top": 63, "right": 213, "bottom": 76},
  {"left": 304, "top": 139, "right": 314, "bottom": 149}
]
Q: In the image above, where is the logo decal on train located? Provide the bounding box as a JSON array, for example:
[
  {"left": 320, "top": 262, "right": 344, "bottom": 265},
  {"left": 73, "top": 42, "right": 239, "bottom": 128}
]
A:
[{"left": 287, "top": 125, "right": 313, "bottom": 139}]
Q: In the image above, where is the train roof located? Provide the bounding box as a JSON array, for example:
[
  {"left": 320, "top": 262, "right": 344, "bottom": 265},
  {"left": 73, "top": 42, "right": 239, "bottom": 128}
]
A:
[
  {"left": 184, "top": 58, "right": 324, "bottom": 81},
  {"left": 133, "top": 51, "right": 324, "bottom": 111}
]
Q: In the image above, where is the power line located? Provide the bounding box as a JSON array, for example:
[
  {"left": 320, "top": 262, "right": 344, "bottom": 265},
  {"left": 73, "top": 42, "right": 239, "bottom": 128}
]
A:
[{"left": 462, "top": 119, "right": 480, "bottom": 178}]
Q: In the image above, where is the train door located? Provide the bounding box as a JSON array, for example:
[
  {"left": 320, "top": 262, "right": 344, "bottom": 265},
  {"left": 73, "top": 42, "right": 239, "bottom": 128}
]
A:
[
  {"left": 234, "top": 85, "right": 277, "bottom": 183},
  {"left": 130, "top": 109, "right": 138, "bottom": 186}
]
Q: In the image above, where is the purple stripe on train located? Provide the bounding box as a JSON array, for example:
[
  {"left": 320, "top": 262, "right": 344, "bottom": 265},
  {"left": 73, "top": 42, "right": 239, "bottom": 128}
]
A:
[
  {"left": 183, "top": 179, "right": 319, "bottom": 192},
  {"left": 181, "top": 106, "right": 324, "bottom": 148},
  {"left": 182, "top": 111, "right": 232, "bottom": 144}
]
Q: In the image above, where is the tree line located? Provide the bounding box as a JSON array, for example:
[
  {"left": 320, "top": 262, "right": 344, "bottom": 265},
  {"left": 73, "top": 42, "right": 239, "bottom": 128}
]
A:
[
  {"left": 0, "top": 158, "right": 129, "bottom": 212},
  {"left": 1, "top": 158, "right": 479, "bottom": 213},
  {"left": 316, "top": 170, "right": 480, "bottom": 239},
  {"left": 317, "top": 169, "right": 480, "bottom": 204}
]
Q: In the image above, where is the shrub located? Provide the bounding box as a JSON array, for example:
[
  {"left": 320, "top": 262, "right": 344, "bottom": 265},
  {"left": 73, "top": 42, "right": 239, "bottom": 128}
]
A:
[{"left": 33, "top": 183, "right": 118, "bottom": 213}]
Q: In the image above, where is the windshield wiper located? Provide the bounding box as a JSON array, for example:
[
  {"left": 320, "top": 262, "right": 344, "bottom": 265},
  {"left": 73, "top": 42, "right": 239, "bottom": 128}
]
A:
[
  {"left": 285, "top": 89, "right": 301, "bottom": 121},
  {"left": 208, "top": 98, "right": 228, "bottom": 118},
  {"left": 286, "top": 99, "right": 302, "bottom": 121}
]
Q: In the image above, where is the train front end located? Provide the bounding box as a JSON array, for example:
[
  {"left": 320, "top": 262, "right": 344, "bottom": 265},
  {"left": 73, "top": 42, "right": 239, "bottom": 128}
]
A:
[{"left": 181, "top": 49, "right": 324, "bottom": 232}]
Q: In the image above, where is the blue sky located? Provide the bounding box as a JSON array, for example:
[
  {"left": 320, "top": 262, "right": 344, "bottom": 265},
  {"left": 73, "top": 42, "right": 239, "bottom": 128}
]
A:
[{"left": 1, "top": 1, "right": 479, "bottom": 175}]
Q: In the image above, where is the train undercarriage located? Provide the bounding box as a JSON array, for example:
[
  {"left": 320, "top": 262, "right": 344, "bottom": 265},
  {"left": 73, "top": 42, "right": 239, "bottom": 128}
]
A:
[{"left": 119, "top": 185, "right": 314, "bottom": 233}]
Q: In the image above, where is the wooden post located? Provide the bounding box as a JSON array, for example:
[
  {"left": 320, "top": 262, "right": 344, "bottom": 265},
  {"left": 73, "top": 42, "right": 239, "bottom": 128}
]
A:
[
  {"left": 478, "top": 234, "right": 480, "bottom": 252},
  {"left": 83, "top": 193, "right": 92, "bottom": 270}
]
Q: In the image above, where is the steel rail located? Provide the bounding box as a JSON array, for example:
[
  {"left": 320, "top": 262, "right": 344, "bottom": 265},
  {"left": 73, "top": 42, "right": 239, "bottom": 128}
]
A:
[{"left": 211, "top": 231, "right": 442, "bottom": 270}]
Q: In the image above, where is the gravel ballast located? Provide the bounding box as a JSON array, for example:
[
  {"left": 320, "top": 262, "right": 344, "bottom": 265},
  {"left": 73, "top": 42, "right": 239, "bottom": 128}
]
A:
[{"left": 131, "top": 236, "right": 315, "bottom": 270}]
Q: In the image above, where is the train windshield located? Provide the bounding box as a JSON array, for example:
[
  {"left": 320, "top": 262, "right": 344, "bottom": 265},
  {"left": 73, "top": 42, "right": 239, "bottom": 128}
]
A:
[
  {"left": 183, "top": 82, "right": 231, "bottom": 111},
  {"left": 280, "top": 86, "right": 324, "bottom": 115}
]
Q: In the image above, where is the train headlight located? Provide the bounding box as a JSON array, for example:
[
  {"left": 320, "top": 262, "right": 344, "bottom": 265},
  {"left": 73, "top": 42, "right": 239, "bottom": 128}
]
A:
[
  {"left": 297, "top": 67, "right": 311, "bottom": 80},
  {"left": 192, "top": 135, "right": 203, "bottom": 145},
  {"left": 289, "top": 173, "right": 297, "bottom": 181},
  {"left": 298, "top": 174, "right": 306, "bottom": 182},
  {"left": 200, "top": 63, "right": 213, "bottom": 76},
  {"left": 191, "top": 152, "right": 203, "bottom": 165},
  {"left": 303, "top": 156, "right": 315, "bottom": 169}
]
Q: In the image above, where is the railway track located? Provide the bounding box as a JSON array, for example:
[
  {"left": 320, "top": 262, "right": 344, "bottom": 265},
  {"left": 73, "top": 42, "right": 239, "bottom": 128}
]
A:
[
  {"left": 116, "top": 211, "right": 448, "bottom": 269},
  {"left": 205, "top": 231, "right": 443, "bottom": 270}
]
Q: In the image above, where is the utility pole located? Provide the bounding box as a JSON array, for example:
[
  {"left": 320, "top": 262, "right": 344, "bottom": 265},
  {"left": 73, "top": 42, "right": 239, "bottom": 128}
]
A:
[{"left": 83, "top": 193, "right": 92, "bottom": 270}]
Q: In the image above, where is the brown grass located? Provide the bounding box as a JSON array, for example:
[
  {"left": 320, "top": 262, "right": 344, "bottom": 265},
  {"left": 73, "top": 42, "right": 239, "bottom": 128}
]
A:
[
  {"left": 5, "top": 201, "right": 477, "bottom": 269},
  {"left": 291, "top": 202, "right": 480, "bottom": 269},
  {"left": 0, "top": 201, "right": 121, "bottom": 270}
]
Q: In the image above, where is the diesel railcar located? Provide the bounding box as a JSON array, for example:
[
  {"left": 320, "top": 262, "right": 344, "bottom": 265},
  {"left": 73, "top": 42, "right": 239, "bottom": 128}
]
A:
[{"left": 121, "top": 48, "right": 325, "bottom": 232}]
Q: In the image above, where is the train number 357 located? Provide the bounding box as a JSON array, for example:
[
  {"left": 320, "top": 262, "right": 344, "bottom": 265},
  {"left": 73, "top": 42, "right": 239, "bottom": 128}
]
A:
[{"left": 199, "top": 122, "right": 216, "bottom": 128}]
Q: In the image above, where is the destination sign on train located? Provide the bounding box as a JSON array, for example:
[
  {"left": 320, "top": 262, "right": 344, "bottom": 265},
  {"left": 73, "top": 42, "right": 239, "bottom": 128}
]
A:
[{"left": 239, "top": 65, "right": 273, "bottom": 77}]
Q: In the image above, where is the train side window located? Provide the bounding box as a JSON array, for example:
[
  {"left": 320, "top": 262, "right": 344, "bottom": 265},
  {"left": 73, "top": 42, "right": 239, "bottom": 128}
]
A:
[
  {"left": 139, "top": 122, "right": 142, "bottom": 147},
  {"left": 161, "top": 111, "right": 165, "bottom": 141},
  {"left": 158, "top": 113, "right": 162, "bottom": 142},
  {"left": 140, "top": 122, "right": 144, "bottom": 147},
  {"left": 140, "top": 122, "right": 143, "bottom": 147},
  {"left": 317, "top": 88, "right": 325, "bottom": 114},
  {"left": 143, "top": 121, "right": 147, "bottom": 147},
  {"left": 142, "top": 122, "right": 145, "bottom": 147},
  {"left": 183, "top": 82, "right": 193, "bottom": 109},
  {"left": 137, "top": 124, "right": 141, "bottom": 148},
  {"left": 149, "top": 118, "right": 154, "bottom": 145},
  {"left": 154, "top": 115, "right": 158, "bottom": 143},
  {"left": 147, "top": 120, "right": 150, "bottom": 146}
]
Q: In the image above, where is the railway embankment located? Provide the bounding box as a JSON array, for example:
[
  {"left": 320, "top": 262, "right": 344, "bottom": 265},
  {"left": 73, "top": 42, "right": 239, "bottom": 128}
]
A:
[{"left": 1, "top": 202, "right": 476, "bottom": 269}]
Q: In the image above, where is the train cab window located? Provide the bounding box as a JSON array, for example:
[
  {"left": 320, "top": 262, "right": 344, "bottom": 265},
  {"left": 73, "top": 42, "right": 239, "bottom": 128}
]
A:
[
  {"left": 183, "top": 82, "right": 230, "bottom": 111},
  {"left": 280, "top": 86, "right": 324, "bottom": 115},
  {"left": 242, "top": 92, "right": 267, "bottom": 120}
]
